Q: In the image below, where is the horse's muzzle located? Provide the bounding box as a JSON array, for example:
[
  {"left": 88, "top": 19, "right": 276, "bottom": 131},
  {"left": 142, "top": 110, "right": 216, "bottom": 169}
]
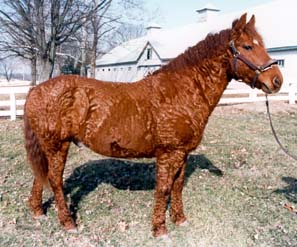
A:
[
  {"left": 272, "top": 76, "right": 282, "bottom": 88},
  {"left": 261, "top": 74, "right": 283, "bottom": 94}
]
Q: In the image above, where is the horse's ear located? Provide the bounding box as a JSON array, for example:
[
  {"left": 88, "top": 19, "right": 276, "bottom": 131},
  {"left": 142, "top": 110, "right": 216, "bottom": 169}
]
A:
[
  {"left": 232, "top": 13, "right": 247, "bottom": 32},
  {"left": 246, "top": 15, "right": 256, "bottom": 28}
]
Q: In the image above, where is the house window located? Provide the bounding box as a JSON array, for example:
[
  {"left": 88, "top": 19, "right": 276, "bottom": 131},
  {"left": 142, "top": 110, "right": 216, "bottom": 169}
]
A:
[
  {"left": 277, "top": 59, "right": 285, "bottom": 67},
  {"left": 147, "top": 48, "right": 152, "bottom": 60}
]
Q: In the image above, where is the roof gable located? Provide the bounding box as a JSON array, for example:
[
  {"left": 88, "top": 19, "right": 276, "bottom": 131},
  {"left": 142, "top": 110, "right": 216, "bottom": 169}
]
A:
[
  {"left": 95, "top": 38, "right": 147, "bottom": 66},
  {"left": 136, "top": 42, "right": 162, "bottom": 61}
]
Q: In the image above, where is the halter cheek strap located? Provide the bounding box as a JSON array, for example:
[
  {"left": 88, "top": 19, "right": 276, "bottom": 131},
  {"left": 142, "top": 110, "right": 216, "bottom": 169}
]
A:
[{"left": 229, "top": 40, "right": 278, "bottom": 89}]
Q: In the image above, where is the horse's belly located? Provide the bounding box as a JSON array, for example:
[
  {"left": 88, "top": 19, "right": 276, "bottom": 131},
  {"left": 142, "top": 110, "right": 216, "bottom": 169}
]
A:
[
  {"left": 81, "top": 120, "right": 155, "bottom": 158},
  {"left": 107, "top": 138, "right": 154, "bottom": 158},
  {"left": 79, "top": 94, "right": 154, "bottom": 158},
  {"left": 88, "top": 132, "right": 154, "bottom": 158}
]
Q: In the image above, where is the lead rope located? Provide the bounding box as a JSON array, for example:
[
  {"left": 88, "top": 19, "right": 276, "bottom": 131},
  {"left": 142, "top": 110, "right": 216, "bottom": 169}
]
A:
[{"left": 265, "top": 95, "right": 297, "bottom": 161}]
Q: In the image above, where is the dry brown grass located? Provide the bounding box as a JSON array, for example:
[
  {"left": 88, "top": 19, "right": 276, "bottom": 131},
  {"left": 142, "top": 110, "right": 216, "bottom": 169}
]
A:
[{"left": 1, "top": 101, "right": 297, "bottom": 246}]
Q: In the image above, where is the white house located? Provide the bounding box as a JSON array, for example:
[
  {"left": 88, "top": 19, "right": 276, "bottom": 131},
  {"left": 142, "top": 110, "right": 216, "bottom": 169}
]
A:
[{"left": 92, "top": 0, "right": 297, "bottom": 87}]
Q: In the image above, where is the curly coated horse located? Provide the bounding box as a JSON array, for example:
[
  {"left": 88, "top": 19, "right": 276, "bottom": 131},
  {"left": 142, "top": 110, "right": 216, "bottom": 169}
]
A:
[{"left": 24, "top": 14, "right": 283, "bottom": 237}]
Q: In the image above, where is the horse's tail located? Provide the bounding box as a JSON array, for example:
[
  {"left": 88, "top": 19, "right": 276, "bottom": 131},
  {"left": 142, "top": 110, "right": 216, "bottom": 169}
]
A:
[{"left": 24, "top": 111, "right": 49, "bottom": 185}]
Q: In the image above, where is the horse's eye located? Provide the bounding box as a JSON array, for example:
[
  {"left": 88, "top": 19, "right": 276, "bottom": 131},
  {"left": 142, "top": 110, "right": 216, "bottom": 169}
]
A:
[{"left": 243, "top": 45, "right": 253, "bottom": 51}]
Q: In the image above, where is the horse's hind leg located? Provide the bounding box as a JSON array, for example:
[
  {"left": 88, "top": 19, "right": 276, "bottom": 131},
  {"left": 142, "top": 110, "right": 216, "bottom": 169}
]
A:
[
  {"left": 29, "top": 178, "right": 44, "bottom": 218},
  {"left": 47, "top": 142, "right": 75, "bottom": 230}
]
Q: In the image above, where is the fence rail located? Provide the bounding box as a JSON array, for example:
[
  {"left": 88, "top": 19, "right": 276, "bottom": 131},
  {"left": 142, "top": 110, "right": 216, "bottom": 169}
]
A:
[
  {"left": 0, "top": 83, "right": 296, "bottom": 120},
  {"left": 219, "top": 83, "right": 297, "bottom": 105},
  {"left": 0, "top": 86, "right": 31, "bottom": 120}
]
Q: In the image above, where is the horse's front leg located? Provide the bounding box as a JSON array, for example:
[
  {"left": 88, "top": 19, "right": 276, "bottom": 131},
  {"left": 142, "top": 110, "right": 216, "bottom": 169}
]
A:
[
  {"left": 152, "top": 150, "right": 186, "bottom": 237},
  {"left": 170, "top": 159, "right": 187, "bottom": 225}
]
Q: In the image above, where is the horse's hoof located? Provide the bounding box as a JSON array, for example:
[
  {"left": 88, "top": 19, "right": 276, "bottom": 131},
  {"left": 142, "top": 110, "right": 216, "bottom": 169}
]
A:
[
  {"left": 63, "top": 219, "right": 77, "bottom": 233},
  {"left": 33, "top": 214, "right": 47, "bottom": 221},
  {"left": 66, "top": 227, "right": 79, "bottom": 234},
  {"left": 178, "top": 220, "right": 189, "bottom": 227},
  {"left": 153, "top": 226, "right": 168, "bottom": 238},
  {"left": 157, "top": 234, "right": 172, "bottom": 245},
  {"left": 158, "top": 233, "right": 170, "bottom": 240}
]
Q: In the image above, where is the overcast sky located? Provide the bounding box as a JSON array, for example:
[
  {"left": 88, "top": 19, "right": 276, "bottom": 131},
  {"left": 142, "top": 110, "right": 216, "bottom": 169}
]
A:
[{"left": 145, "top": 0, "right": 273, "bottom": 29}]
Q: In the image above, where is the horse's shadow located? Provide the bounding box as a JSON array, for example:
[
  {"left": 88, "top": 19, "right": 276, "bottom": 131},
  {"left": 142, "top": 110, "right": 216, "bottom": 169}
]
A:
[
  {"left": 274, "top": 177, "right": 297, "bottom": 203},
  {"left": 43, "top": 154, "right": 222, "bottom": 218}
]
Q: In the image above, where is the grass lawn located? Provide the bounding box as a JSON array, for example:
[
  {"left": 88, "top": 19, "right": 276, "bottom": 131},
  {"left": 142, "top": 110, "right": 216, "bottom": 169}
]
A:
[{"left": 0, "top": 102, "right": 297, "bottom": 247}]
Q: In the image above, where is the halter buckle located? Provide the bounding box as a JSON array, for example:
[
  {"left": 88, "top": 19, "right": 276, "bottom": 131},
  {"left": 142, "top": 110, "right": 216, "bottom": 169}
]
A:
[{"left": 229, "top": 40, "right": 239, "bottom": 56}]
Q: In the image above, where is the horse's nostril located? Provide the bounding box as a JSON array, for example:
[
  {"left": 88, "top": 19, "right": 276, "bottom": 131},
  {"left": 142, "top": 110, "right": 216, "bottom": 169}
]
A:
[{"left": 273, "top": 77, "right": 281, "bottom": 87}]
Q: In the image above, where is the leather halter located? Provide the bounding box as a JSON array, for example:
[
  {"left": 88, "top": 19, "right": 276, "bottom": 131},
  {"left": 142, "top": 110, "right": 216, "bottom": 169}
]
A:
[{"left": 229, "top": 40, "right": 278, "bottom": 88}]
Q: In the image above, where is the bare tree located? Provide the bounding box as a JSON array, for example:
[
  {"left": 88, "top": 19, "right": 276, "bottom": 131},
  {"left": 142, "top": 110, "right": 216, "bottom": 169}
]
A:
[
  {"left": 56, "top": 38, "right": 83, "bottom": 74},
  {"left": 112, "top": 23, "right": 146, "bottom": 46},
  {"left": 0, "top": 0, "right": 110, "bottom": 83},
  {"left": 0, "top": 0, "right": 159, "bottom": 82},
  {"left": 0, "top": 0, "right": 38, "bottom": 84},
  {"left": 88, "top": 0, "right": 114, "bottom": 78},
  {"left": 2, "top": 63, "right": 13, "bottom": 82},
  {"left": 87, "top": 0, "right": 152, "bottom": 78}
]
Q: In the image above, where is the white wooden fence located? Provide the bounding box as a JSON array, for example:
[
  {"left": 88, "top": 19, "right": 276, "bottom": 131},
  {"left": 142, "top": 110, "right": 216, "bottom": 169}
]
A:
[
  {"left": 0, "top": 86, "right": 31, "bottom": 120},
  {"left": 219, "top": 83, "right": 297, "bottom": 105},
  {"left": 0, "top": 83, "right": 296, "bottom": 120}
]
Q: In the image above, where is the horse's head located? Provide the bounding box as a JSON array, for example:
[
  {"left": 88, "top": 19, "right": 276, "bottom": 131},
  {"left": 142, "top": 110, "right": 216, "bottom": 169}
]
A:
[{"left": 229, "top": 13, "right": 283, "bottom": 94}]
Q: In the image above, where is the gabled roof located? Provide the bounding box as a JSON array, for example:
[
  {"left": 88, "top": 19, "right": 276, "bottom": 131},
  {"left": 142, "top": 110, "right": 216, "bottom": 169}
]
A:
[
  {"left": 96, "top": 0, "right": 297, "bottom": 67},
  {"left": 95, "top": 38, "right": 147, "bottom": 66},
  {"left": 196, "top": 3, "right": 220, "bottom": 13}
]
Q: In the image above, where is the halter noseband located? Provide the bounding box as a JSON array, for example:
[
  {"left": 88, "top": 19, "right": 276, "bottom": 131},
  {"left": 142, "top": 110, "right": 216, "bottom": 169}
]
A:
[{"left": 229, "top": 40, "right": 278, "bottom": 89}]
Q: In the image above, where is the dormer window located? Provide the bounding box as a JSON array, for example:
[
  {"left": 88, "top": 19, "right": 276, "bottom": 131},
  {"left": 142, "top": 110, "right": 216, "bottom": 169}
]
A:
[
  {"left": 277, "top": 59, "right": 285, "bottom": 67},
  {"left": 147, "top": 48, "right": 152, "bottom": 60}
]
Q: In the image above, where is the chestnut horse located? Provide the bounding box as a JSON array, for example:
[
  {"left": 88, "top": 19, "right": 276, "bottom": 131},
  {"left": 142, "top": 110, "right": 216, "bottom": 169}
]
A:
[{"left": 24, "top": 14, "right": 282, "bottom": 237}]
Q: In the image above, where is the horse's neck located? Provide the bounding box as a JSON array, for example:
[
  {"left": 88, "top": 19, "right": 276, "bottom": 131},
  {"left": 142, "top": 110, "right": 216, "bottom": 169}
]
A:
[
  {"left": 193, "top": 57, "right": 230, "bottom": 111},
  {"left": 160, "top": 53, "right": 230, "bottom": 115},
  {"left": 154, "top": 31, "right": 231, "bottom": 112}
]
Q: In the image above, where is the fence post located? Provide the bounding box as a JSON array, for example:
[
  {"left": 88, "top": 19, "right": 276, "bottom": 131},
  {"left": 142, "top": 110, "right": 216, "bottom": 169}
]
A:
[
  {"left": 10, "top": 92, "right": 16, "bottom": 121},
  {"left": 289, "top": 83, "right": 296, "bottom": 105},
  {"left": 249, "top": 90, "right": 257, "bottom": 101}
]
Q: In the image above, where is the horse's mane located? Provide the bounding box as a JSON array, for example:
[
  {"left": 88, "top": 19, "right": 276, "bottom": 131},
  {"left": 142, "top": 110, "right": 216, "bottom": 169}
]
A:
[{"left": 152, "top": 27, "right": 232, "bottom": 75}]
